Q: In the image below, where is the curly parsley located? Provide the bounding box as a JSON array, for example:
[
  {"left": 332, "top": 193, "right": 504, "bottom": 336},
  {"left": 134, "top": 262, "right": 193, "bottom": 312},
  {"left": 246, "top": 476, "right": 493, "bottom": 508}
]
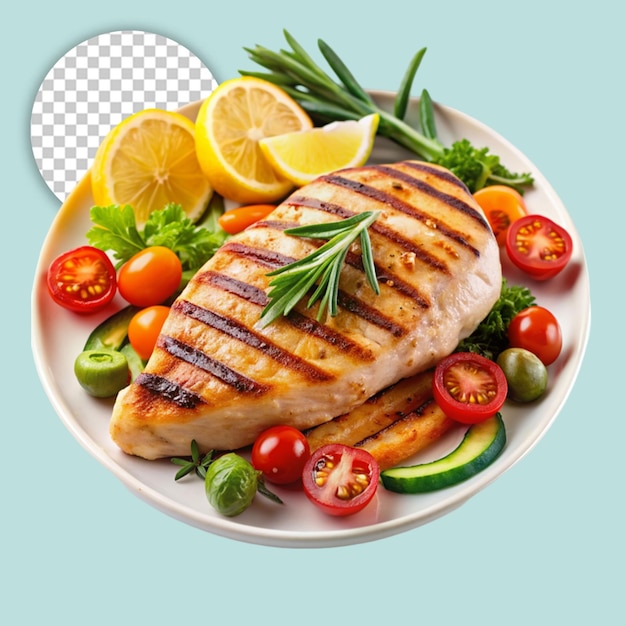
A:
[{"left": 86, "top": 200, "right": 229, "bottom": 276}]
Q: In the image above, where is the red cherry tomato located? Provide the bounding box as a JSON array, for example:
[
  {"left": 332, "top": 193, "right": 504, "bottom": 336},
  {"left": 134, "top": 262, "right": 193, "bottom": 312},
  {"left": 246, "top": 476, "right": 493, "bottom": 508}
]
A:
[
  {"left": 505, "top": 214, "right": 573, "bottom": 280},
  {"left": 128, "top": 305, "right": 170, "bottom": 360},
  {"left": 508, "top": 306, "right": 562, "bottom": 366},
  {"left": 433, "top": 352, "right": 508, "bottom": 424},
  {"left": 302, "top": 444, "right": 379, "bottom": 517},
  {"left": 473, "top": 185, "right": 527, "bottom": 246},
  {"left": 251, "top": 425, "right": 311, "bottom": 485},
  {"left": 218, "top": 204, "right": 277, "bottom": 235},
  {"left": 118, "top": 246, "right": 182, "bottom": 307},
  {"left": 47, "top": 245, "right": 117, "bottom": 314}
]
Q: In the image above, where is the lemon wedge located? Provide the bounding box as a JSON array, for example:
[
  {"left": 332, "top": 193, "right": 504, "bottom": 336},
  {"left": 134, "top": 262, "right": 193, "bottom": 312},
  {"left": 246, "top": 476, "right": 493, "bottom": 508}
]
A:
[
  {"left": 194, "top": 76, "right": 313, "bottom": 204},
  {"left": 259, "top": 113, "right": 380, "bottom": 186},
  {"left": 91, "top": 108, "right": 213, "bottom": 228}
]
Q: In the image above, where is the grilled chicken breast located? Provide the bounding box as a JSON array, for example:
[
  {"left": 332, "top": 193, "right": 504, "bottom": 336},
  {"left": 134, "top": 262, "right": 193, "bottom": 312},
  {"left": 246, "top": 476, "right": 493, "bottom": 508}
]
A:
[{"left": 110, "top": 161, "right": 502, "bottom": 459}]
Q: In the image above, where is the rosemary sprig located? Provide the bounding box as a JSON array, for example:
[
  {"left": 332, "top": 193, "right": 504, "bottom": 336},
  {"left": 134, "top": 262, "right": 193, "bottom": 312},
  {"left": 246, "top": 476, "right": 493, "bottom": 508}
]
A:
[
  {"left": 171, "top": 439, "right": 214, "bottom": 480},
  {"left": 259, "top": 211, "right": 380, "bottom": 327}
]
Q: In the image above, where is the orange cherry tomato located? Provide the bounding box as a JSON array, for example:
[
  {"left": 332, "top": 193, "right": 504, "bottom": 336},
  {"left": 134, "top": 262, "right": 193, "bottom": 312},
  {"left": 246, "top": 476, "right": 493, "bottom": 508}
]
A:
[
  {"left": 218, "top": 204, "right": 277, "bottom": 235},
  {"left": 128, "top": 305, "right": 170, "bottom": 360},
  {"left": 118, "top": 246, "right": 182, "bottom": 307},
  {"left": 473, "top": 185, "right": 527, "bottom": 246}
]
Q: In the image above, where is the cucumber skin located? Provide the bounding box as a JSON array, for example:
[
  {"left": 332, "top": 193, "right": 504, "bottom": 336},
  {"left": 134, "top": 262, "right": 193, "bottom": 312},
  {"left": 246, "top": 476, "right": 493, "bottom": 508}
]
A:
[
  {"left": 120, "top": 343, "right": 146, "bottom": 382},
  {"left": 380, "top": 414, "right": 506, "bottom": 494},
  {"left": 83, "top": 306, "right": 139, "bottom": 351}
]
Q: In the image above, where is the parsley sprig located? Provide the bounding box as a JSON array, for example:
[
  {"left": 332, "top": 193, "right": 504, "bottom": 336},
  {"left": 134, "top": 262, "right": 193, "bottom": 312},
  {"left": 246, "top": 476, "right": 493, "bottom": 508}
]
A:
[
  {"left": 86, "top": 199, "right": 229, "bottom": 272},
  {"left": 259, "top": 211, "right": 380, "bottom": 327}
]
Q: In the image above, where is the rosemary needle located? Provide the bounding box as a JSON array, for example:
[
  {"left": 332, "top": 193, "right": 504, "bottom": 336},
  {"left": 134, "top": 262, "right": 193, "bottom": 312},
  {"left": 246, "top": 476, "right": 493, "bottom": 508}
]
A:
[{"left": 259, "top": 211, "right": 380, "bottom": 327}]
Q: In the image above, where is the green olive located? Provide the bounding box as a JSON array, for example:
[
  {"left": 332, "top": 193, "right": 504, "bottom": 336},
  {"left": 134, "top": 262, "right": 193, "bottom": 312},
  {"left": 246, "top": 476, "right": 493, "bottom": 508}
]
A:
[
  {"left": 74, "top": 349, "right": 130, "bottom": 398},
  {"left": 497, "top": 347, "right": 548, "bottom": 403},
  {"left": 204, "top": 453, "right": 258, "bottom": 517}
]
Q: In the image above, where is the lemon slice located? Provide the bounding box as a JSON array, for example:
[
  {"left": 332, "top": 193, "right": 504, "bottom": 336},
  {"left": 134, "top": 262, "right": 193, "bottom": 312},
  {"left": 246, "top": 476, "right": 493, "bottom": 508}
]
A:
[
  {"left": 259, "top": 113, "right": 380, "bottom": 186},
  {"left": 91, "top": 108, "right": 213, "bottom": 228},
  {"left": 194, "top": 76, "right": 313, "bottom": 204}
]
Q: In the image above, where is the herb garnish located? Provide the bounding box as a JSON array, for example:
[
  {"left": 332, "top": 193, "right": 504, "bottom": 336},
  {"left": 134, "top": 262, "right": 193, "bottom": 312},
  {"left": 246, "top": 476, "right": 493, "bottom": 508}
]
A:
[
  {"left": 86, "top": 198, "right": 229, "bottom": 275},
  {"left": 242, "top": 31, "right": 533, "bottom": 193},
  {"left": 171, "top": 440, "right": 284, "bottom": 507},
  {"left": 456, "top": 279, "right": 536, "bottom": 361},
  {"left": 171, "top": 439, "right": 215, "bottom": 480},
  {"left": 259, "top": 211, "right": 380, "bottom": 327}
]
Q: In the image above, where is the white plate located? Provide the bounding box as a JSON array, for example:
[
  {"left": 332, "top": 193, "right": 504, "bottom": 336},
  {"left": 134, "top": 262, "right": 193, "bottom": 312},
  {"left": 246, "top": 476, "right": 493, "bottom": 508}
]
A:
[{"left": 31, "top": 92, "right": 590, "bottom": 548}]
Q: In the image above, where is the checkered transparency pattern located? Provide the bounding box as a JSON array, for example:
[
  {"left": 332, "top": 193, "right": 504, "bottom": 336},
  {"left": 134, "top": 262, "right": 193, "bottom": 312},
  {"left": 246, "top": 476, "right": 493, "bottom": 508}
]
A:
[{"left": 31, "top": 30, "right": 218, "bottom": 201}]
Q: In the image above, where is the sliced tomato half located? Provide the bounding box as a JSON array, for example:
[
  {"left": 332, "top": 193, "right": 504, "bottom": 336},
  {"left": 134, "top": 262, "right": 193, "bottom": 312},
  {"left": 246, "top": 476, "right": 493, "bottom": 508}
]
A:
[
  {"left": 47, "top": 246, "right": 117, "bottom": 314},
  {"left": 302, "top": 444, "right": 379, "bottom": 517},
  {"left": 433, "top": 352, "right": 508, "bottom": 424},
  {"left": 505, "top": 214, "right": 573, "bottom": 280}
]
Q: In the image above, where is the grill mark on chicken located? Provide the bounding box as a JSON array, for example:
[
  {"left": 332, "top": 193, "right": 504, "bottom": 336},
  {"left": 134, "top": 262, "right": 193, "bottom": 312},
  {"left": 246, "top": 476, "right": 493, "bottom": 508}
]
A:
[
  {"left": 195, "top": 270, "right": 376, "bottom": 360},
  {"left": 249, "top": 219, "right": 299, "bottom": 231},
  {"left": 198, "top": 270, "right": 268, "bottom": 306},
  {"left": 376, "top": 164, "right": 490, "bottom": 230},
  {"left": 343, "top": 252, "right": 431, "bottom": 308},
  {"left": 286, "top": 194, "right": 450, "bottom": 274},
  {"left": 337, "top": 293, "right": 406, "bottom": 337},
  {"left": 400, "top": 160, "right": 470, "bottom": 191},
  {"left": 221, "top": 241, "right": 292, "bottom": 270},
  {"left": 135, "top": 372, "right": 205, "bottom": 408},
  {"left": 172, "top": 299, "right": 334, "bottom": 382},
  {"left": 158, "top": 335, "right": 270, "bottom": 393},
  {"left": 320, "top": 173, "right": 481, "bottom": 257}
]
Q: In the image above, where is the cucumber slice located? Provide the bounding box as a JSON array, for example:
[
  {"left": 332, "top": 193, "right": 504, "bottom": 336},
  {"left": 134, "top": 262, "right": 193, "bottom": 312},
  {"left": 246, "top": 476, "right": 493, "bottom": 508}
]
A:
[
  {"left": 380, "top": 413, "right": 506, "bottom": 493},
  {"left": 120, "top": 343, "right": 146, "bottom": 382},
  {"left": 83, "top": 305, "right": 139, "bottom": 351}
]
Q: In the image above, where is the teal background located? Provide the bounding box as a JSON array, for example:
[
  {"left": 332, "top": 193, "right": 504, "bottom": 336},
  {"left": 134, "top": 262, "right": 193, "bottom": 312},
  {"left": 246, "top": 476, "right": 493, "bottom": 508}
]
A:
[{"left": 3, "top": 0, "right": 622, "bottom": 623}]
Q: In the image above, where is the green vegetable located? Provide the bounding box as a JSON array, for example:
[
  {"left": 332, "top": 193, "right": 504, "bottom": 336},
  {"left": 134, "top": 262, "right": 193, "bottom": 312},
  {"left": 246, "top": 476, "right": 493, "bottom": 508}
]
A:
[
  {"left": 171, "top": 441, "right": 283, "bottom": 516},
  {"left": 74, "top": 349, "right": 129, "bottom": 398},
  {"left": 497, "top": 348, "right": 548, "bottom": 402},
  {"left": 456, "top": 279, "right": 536, "bottom": 361},
  {"left": 204, "top": 453, "right": 260, "bottom": 517},
  {"left": 259, "top": 211, "right": 380, "bottom": 327},
  {"left": 380, "top": 413, "right": 506, "bottom": 493},
  {"left": 241, "top": 30, "right": 534, "bottom": 193},
  {"left": 86, "top": 198, "right": 229, "bottom": 273},
  {"left": 120, "top": 343, "right": 146, "bottom": 382},
  {"left": 83, "top": 305, "right": 139, "bottom": 351}
]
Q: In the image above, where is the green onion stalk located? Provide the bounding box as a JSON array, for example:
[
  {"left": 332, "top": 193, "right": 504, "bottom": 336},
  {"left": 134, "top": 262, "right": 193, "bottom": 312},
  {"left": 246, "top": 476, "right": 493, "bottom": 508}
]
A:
[{"left": 240, "top": 30, "right": 533, "bottom": 194}]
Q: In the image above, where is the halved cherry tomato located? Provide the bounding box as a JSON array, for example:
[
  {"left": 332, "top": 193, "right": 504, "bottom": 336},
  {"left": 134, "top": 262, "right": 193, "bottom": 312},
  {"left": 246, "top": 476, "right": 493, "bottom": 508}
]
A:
[
  {"left": 505, "top": 214, "right": 573, "bottom": 280},
  {"left": 127, "top": 305, "right": 170, "bottom": 360},
  {"left": 508, "top": 306, "right": 562, "bottom": 366},
  {"left": 118, "top": 246, "right": 182, "bottom": 307},
  {"left": 47, "top": 245, "right": 117, "bottom": 314},
  {"left": 473, "top": 185, "right": 527, "bottom": 246},
  {"left": 433, "top": 352, "right": 508, "bottom": 424},
  {"left": 302, "top": 444, "right": 379, "bottom": 517},
  {"left": 218, "top": 204, "right": 277, "bottom": 235},
  {"left": 251, "top": 425, "right": 311, "bottom": 485}
]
